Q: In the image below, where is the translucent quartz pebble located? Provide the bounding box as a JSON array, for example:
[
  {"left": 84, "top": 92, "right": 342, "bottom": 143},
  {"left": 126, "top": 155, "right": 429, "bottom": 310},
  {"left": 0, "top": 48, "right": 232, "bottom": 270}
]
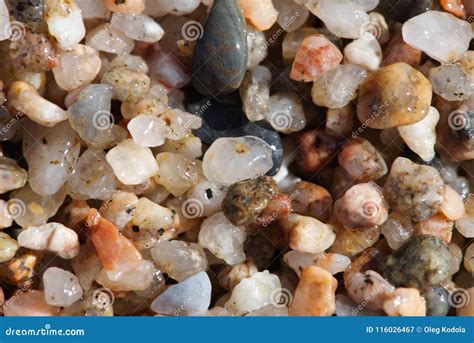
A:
[
  {"left": 17, "top": 222, "right": 79, "bottom": 259},
  {"left": 198, "top": 212, "right": 246, "bottom": 265},
  {"left": 402, "top": 11, "right": 471, "bottom": 64},
  {"left": 159, "top": 136, "right": 203, "bottom": 160},
  {"left": 110, "top": 13, "right": 164, "bottom": 43},
  {"left": 240, "top": 66, "right": 271, "bottom": 122},
  {"left": 398, "top": 106, "right": 439, "bottom": 162},
  {"left": 246, "top": 26, "right": 268, "bottom": 69},
  {"left": 128, "top": 114, "right": 167, "bottom": 147},
  {"left": 284, "top": 251, "right": 351, "bottom": 276},
  {"left": 239, "top": 0, "right": 278, "bottom": 31},
  {"left": 101, "top": 191, "right": 138, "bottom": 230},
  {"left": 10, "top": 184, "right": 66, "bottom": 228},
  {"left": 144, "top": 0, "right": 201, "bottom": 16},
  {"left": 283, "top": 27, "right": 319, "bottom": 62},
  {"left": 311, "top": 64, "right": 368, "bottom": 109},
  {"left": 203, "top": 136, "right": 273, "bottom": 185},
  {"left": 151, "top": 271, "right": 211, "bottom": 316},
  {"left": 160, "top": 109, "right": 202, "bottom": 141},
  {"left": 43, "top": 267, "right": 83, "bottom": 307},
  {"left": 155, "top": 153, "right": 203, "bottom": 196},
  {"left": 132, "top": 197, "right": 175, "bottom": 232},
  {"left": 45, "top": 0, "right": 85, "bottom": 51},
  {"left": 225, "top": 271, "right": 281, "bottom": 315},
  {"left": 186, "top": 180, "right": 227, "bottom": 217},
  {"left": 23, "top": 121, "right": 80, "bottom": 196},
  {"left": 0, "top": 232, "right": 19, "bottom": 262},
  {"left": 52, "top": 44, "right": 101, "bottom": 91},
  {"left": 0, "top": 0, "right": 10, "bottom": 41},
  {"left": 106, "top": 139, "right": 158, "bottom": 185},
  {"left": 67, "top": 84, "right": 128, "bottom": 149},
  {"left": 101, "top": 66, "right": 150, "bottom": 103},
  {"left": 314, "top": 0, "right": 369, "bottom": 39},
  {"left": 75, "top": 0, "right": 108, "bottom": 18},
  {"left": 0, "top": 156, "right": 27, "bottom": 194},
  {"left": 151, "top": 240, "right": 208, "bottom": 282},
  {"left": 95, "top": 259, "right": 154, "bottom": 291},
  {"left": 273, "top": 0, "right": 309, "bottom": 32},
  {"left": 67, "top": 149, "right": 117, "bottom": 201},
  {"left": 8, "top": 81, "right": 68, "bottom": 127},
  {"left": 343, "top": 37, "right": 382, "bottom": 71},
  {"left": 147, "top": 45, "right": 189, "bottom": 89},
  {"left": 429, "top": 64, "right": 472, "bottom": 102},
  {"left": 86, "top": 24, "right": 134, "bottom": 55},
  {"left": 267, "top": 92, "right": 306, "bottom": 133},
  {"left": 380, "top": 213, "right": 413, "bottom": 250}
]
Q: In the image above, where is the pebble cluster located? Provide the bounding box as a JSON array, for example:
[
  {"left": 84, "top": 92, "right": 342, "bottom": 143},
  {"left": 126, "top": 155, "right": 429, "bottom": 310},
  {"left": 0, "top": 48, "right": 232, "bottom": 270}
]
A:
[{"left": 0, "top": 0, "right": 472, "bottom": 317}]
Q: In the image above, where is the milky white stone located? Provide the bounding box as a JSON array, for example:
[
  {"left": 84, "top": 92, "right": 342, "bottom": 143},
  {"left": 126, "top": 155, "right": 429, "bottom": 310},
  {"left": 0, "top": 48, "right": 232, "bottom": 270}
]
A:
[
  {"left": 0, "top": 232, "right": 19, "bottom": 262},
  {"left": 225, "top": 271, "right": 281, "bottom": 315},
  {"left": 186, "top": 181, "right": 227, "bottom": 217},
  {"left": 311, "top": 64, "right": 368, "bottom": 108},
  {"left": 203, "top": 136, "right": 273, "bottom": 185},
  {"left": 0, "top": 0, "right": 10, "bottom": 41},
  {"left": 273, "top": 0, "right": 309, "bottom": 32},
  {"left": 110, "top": 13, "right": 164, "bottom": 43},
  {"left": 344, "top": 37, "right": 382, "bottom": 71},
  {"left": 159, "top": 136, "right": 203, "bottom": 160},
  {"left": 18, "top": 222, "right": 79, "bottom": 259},
  {"left": 110, "top": 54, "right": 149, "bottom": 73},
  {"left": 429, "top": 64, "right": 472, "bottom": 102},
  {"left": 151, "top": 240, "right": 208, "bottom": 282},
  {"left": 75, "top": 0, "right": 108, "bottom": 18},
  {"left": 160, "top": 109, "right": 202, "bottom": 141},
  {"left": 23, "top": 120, "right": 80, "bottom": 196},
  {"left": 402, "top": 11, "right": 472, "bottom": 64},
  {"left": 132, "top": 197, "right": 175, "bottom": 231},
  {"left": 67, "top": 149, "right": 117, "bottom": 200},
  {"left": 198, "top": 212, "right": 246, "bottom": 265},
  {"left": 151, "top": 271, "right": 211, "bottom": 316},
  {"left": 247, "top": 26, "right": 268, "bottom": 69},
  {"left": 314, "top": 0, "right": 370, "bottom": 39},
  {"left": 86, "top": 24, "right": 134, "bottom": 55},
  {"left": 96, "top": 259, "right": 154, "bottom": 291},
  {"left": 0, "top": 156, "right": 27, "bottom": 194},
  {"left": 241, "top": 66, "right": 272, "bottom": 122},
  {"left": 128, "top": 114, "right": 167, "bottom": 147},
  {"left": 43, "top": 267, "right": 83, "bottom": 307},
  {"left": 8, "top": 81, "right": 68, "bottom": 127},
  {"left": 45, "top": 0, "right": 86, "bottom": 51},
  {"left": 284, "top": 251, "right": 351, "bottom": 276},
  {"left": 68, "top": 84, "right": 128, "bottom": 150},
  {"left": 155, "top": 153, "right": 203, "bottom": 196},
  {"left": 53, "top": 44, "right": 101, "bottom": 91},
  {"left": 398, "top": 106, "right": 439, "bottom": 162},
  {"left": 145, "top": 0, "right": 201, "bottom": 16}
]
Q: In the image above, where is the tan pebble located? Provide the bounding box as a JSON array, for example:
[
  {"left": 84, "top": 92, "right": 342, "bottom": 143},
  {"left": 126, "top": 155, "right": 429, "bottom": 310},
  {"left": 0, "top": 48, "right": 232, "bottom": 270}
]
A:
[
  {"left": 290, "top": 181, "right": 333, "bottom": 222},
  {"left": 289, "top": 266, "right": 337, "bottom": 316},
  {"left": 239, "top": 0, "right": 278, "bottom": 31},
  {"left": 440, "top": 185, "right": 465, "bottom": 220},
  {"left": 414, "top": 214, "right": 453, "bottom": 243},
  {"left": 3, "top": 290, "right": 60, "bottom": 316},
  {"left": 383, "top": 288, "right": 426, "bottom": 316}
]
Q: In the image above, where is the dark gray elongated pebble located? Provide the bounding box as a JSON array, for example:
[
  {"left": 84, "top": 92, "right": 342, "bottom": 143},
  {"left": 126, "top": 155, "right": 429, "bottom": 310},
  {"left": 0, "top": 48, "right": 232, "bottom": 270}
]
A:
[
  {"left": 376, "top": 0, "right": 432, "bottom": 23},
  {"left": 192, "top": 0, "right": 247, "bottom": 97},
  {"left": 383, "top": 235, "right": 451, "bottom": 288},
  {"left": 423, "top": 287, "right": 450, "bottom": 316},
  {"left": 7, "top": 0, "right": 44, "bottom": 24}
]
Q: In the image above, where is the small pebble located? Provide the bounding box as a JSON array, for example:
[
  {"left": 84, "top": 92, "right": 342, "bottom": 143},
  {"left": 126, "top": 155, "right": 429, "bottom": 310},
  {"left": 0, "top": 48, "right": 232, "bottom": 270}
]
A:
[
  {"left": 43, "top": 267, "right": 83, "bottom": 307},
  {"left": 423, "top": 287, "right": 450, "bottom": 316},
  {"left": 0, "top": 233, "right": 19, "bottom": 263},
  {"left": 343, "top": 37, "right": 382, "bottom": 71},
  {"left": 290, "top": 181, "right": 333, "bottom": 222},
  {"left": 284, "top": 251, "right": 350, "bottom": 276},
  {"left": 238, "top": 0, "right": 278, "bottom": 31},
  {"left": 382, "top": 288, "right": 426, "bottom": 316}
]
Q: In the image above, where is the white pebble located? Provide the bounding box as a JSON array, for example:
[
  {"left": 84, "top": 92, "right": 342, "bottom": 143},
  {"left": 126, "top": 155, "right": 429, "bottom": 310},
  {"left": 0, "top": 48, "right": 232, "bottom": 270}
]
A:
[
  {"left": 86, "top": 24, "right": 135, "bottom": 55},
  {"left": 128, "top": 114, "right": 167, "bottom": 147},
  {"left": 110, "top": 13, "right": 164, "bottom": 43},
  {"left": 43, "top": 267, "right": 83, "bottom": 307},
  {"left": 344, "top": 37, "right": 382, "bottom": 71}
]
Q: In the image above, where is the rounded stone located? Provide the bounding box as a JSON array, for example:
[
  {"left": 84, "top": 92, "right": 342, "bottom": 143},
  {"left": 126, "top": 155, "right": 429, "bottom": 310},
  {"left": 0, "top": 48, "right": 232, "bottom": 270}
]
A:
[
  {"left": 357, "top": 62, "right": 432, "bottom": 129},
  {"left": 423, "top": 287, "right": 450, "bottom": 316},
  {"left": 192, "top": 0, "right": 247, "bottom": 96}
]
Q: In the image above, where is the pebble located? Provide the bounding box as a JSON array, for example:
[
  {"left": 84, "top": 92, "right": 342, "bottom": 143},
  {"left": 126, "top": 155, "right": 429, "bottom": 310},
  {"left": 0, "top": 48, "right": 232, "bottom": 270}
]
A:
[
  {"left": 225, "top": 271, "right": 281, "bottom": 315},
  {"left": 343, "top": 37, "right": 382, "bottom": 71},
  {"left": 186, "top": 181, "right": 227, "bottom": 217},
  {"left": 238, "top": 0, "right": 278, "bottom": 31},
  {"left": 289, "top": 266, "right": 337, "bottom": 316},
  {"left": 282, "top": 213, "right": 336, "bottom": 254},
  {"left": 313, "top": 0, "right": 369, "bottom": 39},
  {"left": 380, "top": 212, "right": 413, "bottom": 250},
  {"left": 8, "top": 81, "right": 68, "bottom": 127},
  {"left": 52, "top": 44, "right": 101, "bottom": 91},
  {"left": 6, "top": 0, "right": 45, "bottom": 24},
  {"left": 160, "top": 109, "right": 202, "bottom": 141},
  {"left": 0, "top": 233, "right": 19, "bottom": 263},
  {"left": 23, "top": 120, "right": 80, "bottom": 196},
  {"left": 455, "top": 195, "right": 474, "bottom": 238},
  {"left": 43, "top": 267, "right": 83, "bottom": 307},
  {"left": 383, "top": 157, "right": 445, "bottom": 222},
  {"left": 44, "top": 0, "right": 85, "bottom": 51},
  {"left": 295, "top": 129, "right": 339, "bottom": 174},
  {"left": 329, "top": 225, "right": 380, "bottom": 257},
  {"left": 151, "top": 272, "right": 211, "bottom": 316},
  {"left": 9, "top": 27, "right": 58, "bottom": 72},
  {"left": 101, "top": 191, "right": 139, "bottom": 230},
  {"left": 159, "top": 135, "right": 203, "bottom": 160},
  {"left": 423, "top": 287, "right": 450, "bottom": 316},
  {"left": 267, "top": 92, "right": 306, "bottom": 133},
  {"left": 75, "top": 0, "right": 108, "bottom": 19},
  {"left": 192, "top": 0, "right": 247, "bottom": 96},
  {"left": 414, "top": 214, "right": 453, "bottom": 243},
  {"left": 240, "top": 66, "right": 272, "bottom": 122},
  {"left": 439, "top": 185, "right": 465, "bottom": 221},
  {"left": 429, "top": 64, "right": 472, "bottom": 102},
  {"left": 101, "top": 66, "right": 150, "bottom": 103},
  {"left": 397, "top": 106, "right": 439, "bottom": 162},
  {"left": 151, "top": 240, "right": 207, "bottom": 282},
  {"left": 357, "top": 63, "right": 432, "bottom": 129},
  {"left": 402, "top": 11, "right": 471, "bottom": 64},
  {"left": 290, "top": 181, "right": 333, "bottom": 222},
  {"left": 104, "top": 0, "right": 145, "bottom": 14},
  {"left": 222, "top": 175, "right": 277, "bottom": 226},
  {"left": 198, "top": 212, "right": 246, "bottom": 265},
  {"left": 0, "top": 156, "right": 27, "bottom": 194},
  {"left": 334, "top": 182, "right": 388, "bottom": 230},
  {"left": 345, "top": 270, "right": 394, "bottom": 310},
  {"left": 338, "top": 137, "right": 387, "bottom": 182},
  {"left": 18, "top": 222, "right": 79, "bottom": 259},
  {"left": 110, "top": 13, "right": 164, "bottom": 43},
  {"left": 128, "top": 115, "right": 167, "bottom": 147},
  {"left": 203, "top": 136, "right": 274, "bottom": 185},
  {"left": 67, "top": 149, "right": 118, "bottom": 201},
  {"left": 106, "top": 139, "right": 159, "bottom": 186},
  {"left": 383, "top": 235, "right": 451, "bottom": 288},
  {"left": 86, "top": 24, "right": 135, "bottom": 55},
  {"left": 376, "top": 0, "right": 432, "bottom": 23},
  {"left": 284, "top": 251, "right": 350, "bottom": 276},
  {"left": 290, "top": 34, "right": 343, "bottom": 82},
  {"left": 0, "top": 200, "right": 13, "bottom": 229},
  {"left": 382, "top": 288, "right": 426, "bottom": 316},
  {"left": 218, "top": 259, "right": 258, "bottom": 290},
  {"left": 246, "top": 26, "right": 268, "bottom": 69},
  {"left": 282, "top": 27, "right": 318, "bottom": 61},
  {"left": 3, "top": 290, "right": 59, "bottom": 316},
  {"left": 132, "top": 197, "right": 175, "bottom": 233},
  {"left": 155, "top": 153, "right": 203, "bottom": 196}
]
